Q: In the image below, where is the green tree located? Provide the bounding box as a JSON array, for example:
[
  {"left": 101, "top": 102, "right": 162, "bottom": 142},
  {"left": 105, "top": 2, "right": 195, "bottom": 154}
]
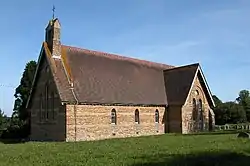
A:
[
  {"left": 11, "top": 60, "right": 37, "bottom": 138},
  {"left": 236, "top": 90, "right": 250, "bottom": 121},
  {"left": 212, "top": 95, "right": 227, "bottom": 125},
  {"left": 0, "top": 109, "right": 10, "bottom": 136},
  {"left": 223, "top": 102, "right": 247, "bottom": 124},
  {"left": 212, "top": 95, "right": 223, "bottom": 107},
  {"left": 212, "top": 95, "right": 247, "bottom": 125}
]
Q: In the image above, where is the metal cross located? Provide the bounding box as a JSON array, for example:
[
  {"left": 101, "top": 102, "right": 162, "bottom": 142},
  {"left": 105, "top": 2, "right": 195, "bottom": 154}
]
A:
[{"left": 52, "top": 5, "right": 55, "bottom": 19}]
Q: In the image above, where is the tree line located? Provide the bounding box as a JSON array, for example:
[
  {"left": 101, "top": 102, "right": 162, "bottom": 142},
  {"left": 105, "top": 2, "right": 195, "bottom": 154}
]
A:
[
  {"left": 212, "top": 90, "right": 250, "bottom": 125},
  {"left": 0, "top": 60, "right": 249, "bottom": 140},
  {"left": 0, "top": 60, "right": 37, "bottom": 140}
]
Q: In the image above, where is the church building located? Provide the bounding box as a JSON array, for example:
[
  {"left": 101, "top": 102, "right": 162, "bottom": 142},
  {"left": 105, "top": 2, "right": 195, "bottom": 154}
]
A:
[{"left": 26, "top": 18, "right": 215, "bottom": 142}]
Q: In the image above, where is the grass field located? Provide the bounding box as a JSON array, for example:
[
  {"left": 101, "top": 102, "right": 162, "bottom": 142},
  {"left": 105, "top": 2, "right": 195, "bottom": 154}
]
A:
[{"left": 0, "top": 133, "right": 250, "bottom": 166}]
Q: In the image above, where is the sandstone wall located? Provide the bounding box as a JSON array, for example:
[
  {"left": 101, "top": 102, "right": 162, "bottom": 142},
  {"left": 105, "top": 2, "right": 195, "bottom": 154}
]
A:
[
  {"left": 29, "top": 52, "right": 66, "bottom": 141},
  {"left": 66, "top": 105, "right": 166, "bottom": 141},
  {"left": 167, "top": 105, "right": 182, "bottom": 133},
  {"left": 182, "top": 73, "right": 213, "bottom": 134}
]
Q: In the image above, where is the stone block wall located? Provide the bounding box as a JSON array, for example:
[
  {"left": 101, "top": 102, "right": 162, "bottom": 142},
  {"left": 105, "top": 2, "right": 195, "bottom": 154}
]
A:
[
  {"left": 30, "top": 53, "right": 66, "bottom": 141},
  {"left": 66, "top": 105, "right": 166, "bottom": 141},
  {"left": 167, "top": 105, "right": 182, "bottom": 133},
  {"left": 182, "top": 74, "right": 213, "bottom": 134}
]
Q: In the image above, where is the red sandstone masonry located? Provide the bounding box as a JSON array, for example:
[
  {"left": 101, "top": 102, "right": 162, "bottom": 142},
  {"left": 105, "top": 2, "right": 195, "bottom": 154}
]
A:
[
  {"left": 30, "top": 55, "right": 214, "bottom": 141},
  {"left": 29, "top": 18, "right": 215, "bottom": 142},
  {"left": 66, "top": 105, "right": 165, "bottom": 141},
  {"left": 30, "top": 53, "right": 66, "bottom": 141},
  {"left": 182, "top": 74, "right": 213, "bottom": 134}
]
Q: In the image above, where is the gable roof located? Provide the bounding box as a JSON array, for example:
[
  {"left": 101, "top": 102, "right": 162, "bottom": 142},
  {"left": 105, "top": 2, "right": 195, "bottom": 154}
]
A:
[
  {"left": 59, "top": 45, "right": 174, "bottom": 105},
  {"left": 26, "top": 42, "right": 75, "bottom": 109},
  {"left": 163, "top": 63, "right": 215, "bottom": 107},
  {"left": 184, "top": 65, "right": 215, "bottom": 107},
  {"left": 163, "top": 63, "right": 199, "bottom": 105},
  {"left": 26, "top": 42, "right": 214, "bottom": 108}
]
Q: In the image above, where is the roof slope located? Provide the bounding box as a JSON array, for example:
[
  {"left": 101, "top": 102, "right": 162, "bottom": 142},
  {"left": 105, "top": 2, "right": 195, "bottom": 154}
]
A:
[
  {"left": 163, "top": 64, "right": 199, "bottom": 105},
  {"left": 27, "top": 42, "right": 213, "bottom": 108},
  {"left": 60, "top": 45, "right": 174, "bottom": 105},
  {"left": 44, "top": 43, "right": 76, "bottom": 102}
]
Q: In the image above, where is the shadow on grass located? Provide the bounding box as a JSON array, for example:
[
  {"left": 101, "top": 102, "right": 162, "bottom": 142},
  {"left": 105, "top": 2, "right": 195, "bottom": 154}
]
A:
[
  {"left": 0, "top": 139, "right": 27, "bottom": 144},
  {"left": 131, "top": 151, "right": 250, "bottom": 166}
]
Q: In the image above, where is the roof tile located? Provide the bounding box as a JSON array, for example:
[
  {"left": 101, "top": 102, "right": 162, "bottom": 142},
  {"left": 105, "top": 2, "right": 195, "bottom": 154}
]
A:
[
  {"left": 59, "top": 45, "right": 172, "bottom": 105},
  {"left": 163, "top": 64, "right": 199, "bottom": 105}
]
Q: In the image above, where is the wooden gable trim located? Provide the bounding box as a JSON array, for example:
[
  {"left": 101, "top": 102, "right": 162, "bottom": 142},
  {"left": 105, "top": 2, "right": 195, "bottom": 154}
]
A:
[
  {"left": 43, "top": 42, "right": 66, "bottom": 105},
  {"left": 183, "top": 65, "right": 215, "bottom": 107},
  {"left": 181, "top": 67, "right": 199, "bottom": 107},
  {"left": 25, "top": 42, "right": 64, "bottom": 109},
  {"left": 197, "top": 65, "right": 215, "bottom": 107},
  {"left": 25, "top": 43, "right": 45, "bottom": 109}
]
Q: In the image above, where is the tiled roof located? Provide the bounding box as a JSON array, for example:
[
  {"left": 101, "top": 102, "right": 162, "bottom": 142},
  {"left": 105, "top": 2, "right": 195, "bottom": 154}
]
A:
[
  {"left": 44, "top": 43, "right": 75, "bottom": 102},
  {"left": 43, "top": 43, "right": 201, "bottom": 106},
  {"left": 59, "top": 45, "right": 173, "bottom": 105},
  {"left": 163, "top": 64, "right": 199, "bottom": 105}
]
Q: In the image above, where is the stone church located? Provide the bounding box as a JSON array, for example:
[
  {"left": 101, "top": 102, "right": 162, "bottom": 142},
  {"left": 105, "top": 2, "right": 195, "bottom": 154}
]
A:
[{"left": 26, "top": 18, "right": 215, "bottom": 142}]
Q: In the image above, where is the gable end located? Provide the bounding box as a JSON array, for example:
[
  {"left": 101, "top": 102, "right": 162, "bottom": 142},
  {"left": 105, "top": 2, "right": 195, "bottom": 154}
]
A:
[
  {"left": 26, "top": 43, "right": 64, "bottom": 109},
  {"left": 183, "top": 66, "right": 215, "bottom": 107}
]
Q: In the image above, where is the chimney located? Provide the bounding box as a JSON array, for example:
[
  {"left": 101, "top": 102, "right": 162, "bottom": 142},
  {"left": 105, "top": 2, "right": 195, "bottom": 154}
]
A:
[{"left": 45, "top": 18, "right": 61, "bottom": 59}]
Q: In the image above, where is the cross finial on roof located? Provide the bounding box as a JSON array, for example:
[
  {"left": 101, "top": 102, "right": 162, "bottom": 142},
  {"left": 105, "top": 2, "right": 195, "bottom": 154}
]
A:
[{"left": 52, "top": 5, "right": 55, "bottom": 20}]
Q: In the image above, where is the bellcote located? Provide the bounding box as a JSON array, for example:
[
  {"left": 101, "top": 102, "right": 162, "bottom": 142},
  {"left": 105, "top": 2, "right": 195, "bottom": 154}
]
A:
[{"left": 45, "top": 18, "right": 61, "bottom": 59}]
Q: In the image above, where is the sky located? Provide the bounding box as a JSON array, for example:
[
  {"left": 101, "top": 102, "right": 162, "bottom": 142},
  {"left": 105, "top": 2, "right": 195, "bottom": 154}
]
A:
[{"left": 0, "top": 0, "right": 249, "bottom": 116}]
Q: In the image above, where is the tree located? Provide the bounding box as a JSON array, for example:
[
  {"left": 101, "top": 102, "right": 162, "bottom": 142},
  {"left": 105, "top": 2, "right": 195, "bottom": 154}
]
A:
[
  {"left": 212, "top": 94, "right": 248, "bottom": 125},
  {"left": 11, "top": 60, "right": 37, "bottom": 138},
  {"left": 0, "top": 109, "right": 7, "bottom": 127},
  {"left": 0, "top": 109, "right": 10, "bottom": 137},
  {"left": 236, "top": 90, "right": 250, "bottom": 121},
  {"left": 212, "top": 95, "right": 222, "bottom": 107},
  {"left": 213, "top": 103, "right": 230, "bottom": 125},
  {"left": 214, "top": 102, "right": 247, "bottom": 125},
  {"left": 212, "top": 95, "right": 227, "bottom": 125},
  {"left": 224, "top": 102, "right": 247, "bottom": 124}
]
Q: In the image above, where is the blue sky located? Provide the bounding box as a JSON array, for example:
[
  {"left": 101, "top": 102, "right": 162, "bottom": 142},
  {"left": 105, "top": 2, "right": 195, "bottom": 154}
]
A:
[{"left": 0, "top": 0, "right": 249, "bottom": 116}]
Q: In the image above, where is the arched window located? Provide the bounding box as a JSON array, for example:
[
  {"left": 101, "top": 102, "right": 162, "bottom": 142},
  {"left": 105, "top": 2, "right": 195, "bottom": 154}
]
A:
[
  {"left": 51, "top": 92, "right": 55, "bottom": 120},
  {"left": 198, "top": 99, "right": 203, "bottom": 120},
  {"left": 111, "top": 109, "right": 117, "bottom": 124},
  {"left": 45, "top": 83, "right": 49, "bottom": 119},
  {"left": 155, "top": 109, "right": 159, "bottom": 123},
  {"left": 135, "top": 109, "right": 140, "bottom": 124},
  {"left": 40, "top": 94, "right": 43, "bottom": 121},
  {"left": 192, "top": 98, "right": 197, "bottom": 120}
]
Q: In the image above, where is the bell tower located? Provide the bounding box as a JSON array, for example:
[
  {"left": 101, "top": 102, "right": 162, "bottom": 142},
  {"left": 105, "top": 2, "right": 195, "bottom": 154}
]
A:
[{"left": 45, "top": 7, "right": 61, "bottom": 59}]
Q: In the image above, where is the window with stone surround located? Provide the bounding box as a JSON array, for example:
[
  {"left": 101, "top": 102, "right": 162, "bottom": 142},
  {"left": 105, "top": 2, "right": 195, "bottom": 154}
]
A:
[
  {"left": 192, "top": 98, "right": 197, "bottom": 121},
  {"left": 111, "top": 109, "right": 117, "bottom": 124},
  {"left": 51, "top": 92, "right": 55, "bottom": 120},
  {"left": 155, "top": 109, "right": 159, "bottom": 123},
  {"left": 198, "top": 99, "right": 203, "bottom": 120},
  {"left": 135, "top": 109, "right": 140, "bottom": 124},
  {"left": 45, "top": 83, "right": 49, "bottom": 120},
  {"left": 39, "top": 94, "right": 43, "bottom": 121},
  {"left": 195, "top": 90, "right": 199, "bottom": 96}
]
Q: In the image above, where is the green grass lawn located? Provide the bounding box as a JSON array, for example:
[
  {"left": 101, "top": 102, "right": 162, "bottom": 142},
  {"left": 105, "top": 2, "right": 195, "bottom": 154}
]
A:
[{"left": 0, "top": 133, "right": 250, "bottom": 166}]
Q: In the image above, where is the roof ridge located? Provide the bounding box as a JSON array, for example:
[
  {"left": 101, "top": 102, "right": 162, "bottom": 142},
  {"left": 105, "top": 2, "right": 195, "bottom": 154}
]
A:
[{"left": 62, "top": 45, "right": 175, "bottom": 70}]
